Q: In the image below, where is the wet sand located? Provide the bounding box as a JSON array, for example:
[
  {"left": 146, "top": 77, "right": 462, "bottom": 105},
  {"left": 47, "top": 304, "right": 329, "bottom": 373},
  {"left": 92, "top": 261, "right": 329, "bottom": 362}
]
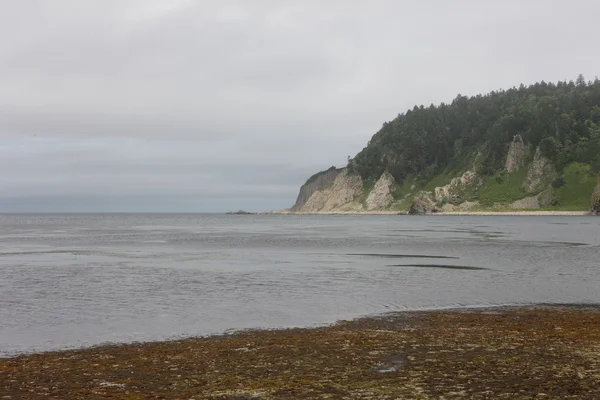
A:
[{"left": 2, "top": 306, "right": 599, "bottom": 399}]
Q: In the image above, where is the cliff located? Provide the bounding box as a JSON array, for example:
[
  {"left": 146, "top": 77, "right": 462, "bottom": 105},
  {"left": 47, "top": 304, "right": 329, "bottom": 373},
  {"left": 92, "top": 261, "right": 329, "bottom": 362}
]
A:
[
  {"left": 523, "top": 148, "right": 555, "bottom": 193},
  {"left": 291, "top": 167, "right": 341, "bottom": 211},
  {"left": 286, "top": 78, "right": 600, "bottom": 214},
  {"left": 297, "top": 169, "right": 364, "bottom": 213},
  {"left": 365, "top": 171, "right": 396, "bottom": 210},
  {"left": 288, "top": 144, "right": 596, "bottom": 214},
  {"left": 505, "top": 135, "right": 525, "bottom": 173}
]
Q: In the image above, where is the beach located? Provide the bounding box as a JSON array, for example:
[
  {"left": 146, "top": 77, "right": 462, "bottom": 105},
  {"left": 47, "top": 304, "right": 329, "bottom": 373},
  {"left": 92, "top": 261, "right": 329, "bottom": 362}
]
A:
[
  {"left": 2, "top": 306, "right": 599, "bottom": 399},
  {"left": 272, "top": 210, "right": 591, "bottom": 217},
  {"left": 270, "top": 210, "right": 591, "bottom": 216},
  {"left": 435, "top": 211, "right": 590, "bottom": 216}
]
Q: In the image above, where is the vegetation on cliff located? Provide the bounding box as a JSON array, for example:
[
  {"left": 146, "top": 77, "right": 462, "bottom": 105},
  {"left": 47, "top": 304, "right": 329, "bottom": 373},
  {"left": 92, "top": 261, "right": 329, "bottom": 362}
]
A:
[
  {"left": 292, "top": 76, "right": 600, "bottom": 213},
  {"left": 349, "top": 75, "right": 600, "bottom": 183}
]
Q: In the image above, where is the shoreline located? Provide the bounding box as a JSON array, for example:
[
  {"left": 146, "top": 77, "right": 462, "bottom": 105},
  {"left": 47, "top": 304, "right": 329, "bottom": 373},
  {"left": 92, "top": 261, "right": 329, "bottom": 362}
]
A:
[
  {"left": 436, "top": 210, "right": 590, "bottom": 216},
  {"left": 3, "top": 305, "right": 599, "bottom": 399},
  {"left": 269, "top": 210, "right": 591, "bottom": 216}
]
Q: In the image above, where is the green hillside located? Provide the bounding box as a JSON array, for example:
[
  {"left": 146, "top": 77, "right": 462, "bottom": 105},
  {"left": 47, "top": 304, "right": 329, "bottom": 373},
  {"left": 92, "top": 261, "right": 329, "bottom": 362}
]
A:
[
  {"left": 292, "top": 76, "right": 600, "bottom": 213},
  {"left": 345, "top": 76, "right": 600, "bottom": 211},
  {"left": 349, "top": 76, "right": 600, "bottom": 180}
]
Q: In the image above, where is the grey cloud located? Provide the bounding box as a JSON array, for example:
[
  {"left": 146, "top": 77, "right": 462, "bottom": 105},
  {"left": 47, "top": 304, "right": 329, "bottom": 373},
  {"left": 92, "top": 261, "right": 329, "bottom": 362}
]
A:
[{"left": 1, "top": 0, "right": 599, "bottom": 211}]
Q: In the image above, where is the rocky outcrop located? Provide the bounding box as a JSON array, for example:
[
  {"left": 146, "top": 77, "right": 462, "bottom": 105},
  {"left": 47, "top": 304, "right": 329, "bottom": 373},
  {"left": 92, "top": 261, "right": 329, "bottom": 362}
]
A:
[
  {"left": 591, "top": 175, "right": 600, "bottom": 215},
  {"left": 408, "top": 169, "right": 480, "bottom": 214},
  {"left": 434, "top": 170, "right": 480, "bottom": 203},
  {"left": 523, "top": 148, "right": 555, "bottom": 192},
  {"left": 510, "top": 196, "right": 540, "bottom": 209},
  {"left": 300, "top": 169, "right": 363, "bottom": 212},
  {"left": 510, "top": 188, "right": 557, "bottom": 209},
  {"left": 537, "top": 188, "right": 557, "bottom": 207},
  {"left": 441, "top": 201, "right": 479, "bottom": 212},
  {"left": 365, "top": 171, "right": 396, "bottom": 210},
  {"left": 505, "top": 135, "right": 525, "bottom": 173},
  {"left": 289, "top": 143, "right": 574, "bottom": 214},
  {"left": 408, "top": 191, "right": 438, "bottom": 215},
  {"left": 292, "top": 167, "right": 341, "bottom": 211}
]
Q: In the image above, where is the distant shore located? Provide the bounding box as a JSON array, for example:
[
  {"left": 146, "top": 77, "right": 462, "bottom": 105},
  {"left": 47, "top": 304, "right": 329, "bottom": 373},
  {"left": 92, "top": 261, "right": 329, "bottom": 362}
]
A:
[
  {"left": 3, "top": 306, "right": 599, "bottom": 399},
  {"left": 269, "top": 210, "right": 591, "bottom": 216}
]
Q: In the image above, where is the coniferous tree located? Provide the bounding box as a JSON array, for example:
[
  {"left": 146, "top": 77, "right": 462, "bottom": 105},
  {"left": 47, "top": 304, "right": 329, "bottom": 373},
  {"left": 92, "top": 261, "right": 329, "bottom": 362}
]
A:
[{"left": 349, "top": 76, "right": 600, "bottom": 181}]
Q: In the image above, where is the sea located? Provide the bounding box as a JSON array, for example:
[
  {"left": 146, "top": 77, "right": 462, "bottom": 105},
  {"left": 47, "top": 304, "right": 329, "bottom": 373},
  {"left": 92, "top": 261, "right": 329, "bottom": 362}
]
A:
[{"left": 0, "top": 213, "right": 598, "bottom": 357}]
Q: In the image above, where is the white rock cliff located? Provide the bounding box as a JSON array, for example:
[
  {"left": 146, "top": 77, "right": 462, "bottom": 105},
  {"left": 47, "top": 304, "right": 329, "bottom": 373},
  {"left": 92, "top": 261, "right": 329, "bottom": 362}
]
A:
[
  {"left": 300, "top": 169, "right": 363, "bottom": 213},
  {"left": 505, "top": 135, "right": 525, "bottom": 173},
  {"left": 365, "top": 171, "right": 396, "bottom": 210}
]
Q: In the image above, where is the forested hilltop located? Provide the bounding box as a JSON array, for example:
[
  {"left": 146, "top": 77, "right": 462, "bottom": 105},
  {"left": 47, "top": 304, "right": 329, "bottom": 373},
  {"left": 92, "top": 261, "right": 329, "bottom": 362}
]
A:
[
  {"left": 289, "top": 76, "right": 600, "bottom": 214},
  {"left": 349, "top": 75, "right": 600, "bottom": 182}
]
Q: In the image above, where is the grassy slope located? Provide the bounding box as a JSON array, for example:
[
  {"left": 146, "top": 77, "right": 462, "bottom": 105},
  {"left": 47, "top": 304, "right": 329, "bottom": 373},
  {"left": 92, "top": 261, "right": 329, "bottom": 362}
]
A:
[
  {"left": 390, "top": 176, "right": 418, "bottom": 211},
  {"left": 552, "top": 162, "right": 597, "bottom": 210},
  {"left": 355, "top": 179, "right": 376, "bottom": 207},
  {"left": 461, "top": 168, "right": 529, "bottom": 207},
  {"left": 386, "top": 162, "right": 595, "bottom": 212},
  {"left": 383, "top": 156, "right": 474, "bottom": 212}
]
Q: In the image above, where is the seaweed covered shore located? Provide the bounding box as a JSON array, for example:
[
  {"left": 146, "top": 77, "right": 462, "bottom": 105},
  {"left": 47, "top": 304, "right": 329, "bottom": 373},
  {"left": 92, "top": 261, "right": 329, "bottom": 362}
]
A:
[{"left": 2, "top": 306, "right": 600, "bottom": 399}]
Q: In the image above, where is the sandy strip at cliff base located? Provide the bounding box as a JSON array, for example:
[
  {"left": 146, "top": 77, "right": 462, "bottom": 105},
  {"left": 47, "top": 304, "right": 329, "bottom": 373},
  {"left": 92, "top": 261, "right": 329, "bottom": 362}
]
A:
[
  {"left": 271, "top": 210, "right": 590, "bottom": 216},
  {"left": 271, "top": 210, "right": 402, "bottom": 215},
  {"left": 436, "top": 210, "right": 590, "bottom": 216},
  {"left": 2, "top": 306, "right": 600, "bottom": 399}
]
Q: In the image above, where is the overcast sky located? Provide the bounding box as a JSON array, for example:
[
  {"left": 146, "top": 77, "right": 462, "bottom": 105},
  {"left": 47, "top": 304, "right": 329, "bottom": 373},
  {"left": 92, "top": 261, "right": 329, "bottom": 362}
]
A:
[{"left": 0, "top": 0, "right": 598, "bottom": 212}]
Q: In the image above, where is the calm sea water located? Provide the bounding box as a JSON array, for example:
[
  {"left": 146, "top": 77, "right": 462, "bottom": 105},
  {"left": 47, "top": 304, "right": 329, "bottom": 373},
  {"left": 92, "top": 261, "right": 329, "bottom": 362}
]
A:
[{"left": 0, "top": 214, "right": 599, "bottom": 356}]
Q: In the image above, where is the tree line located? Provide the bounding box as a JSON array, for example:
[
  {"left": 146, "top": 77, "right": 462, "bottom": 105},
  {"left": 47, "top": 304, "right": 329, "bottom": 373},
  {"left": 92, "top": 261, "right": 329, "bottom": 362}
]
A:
[{"left": 348, "top": 75, "right": 600, "bottom": 182}]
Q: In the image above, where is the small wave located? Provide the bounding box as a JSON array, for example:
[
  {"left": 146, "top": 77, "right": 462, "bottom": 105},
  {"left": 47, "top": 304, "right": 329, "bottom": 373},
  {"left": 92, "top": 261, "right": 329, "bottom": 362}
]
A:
[
  {"left": 0, "top": 250, "right": 92, "bottom": 257},
  {"left": 348, "top": 253, "right": 458, "bottom": 259},
  {"left": 386, "top": 264, "right": 487, "bottom": 271}
]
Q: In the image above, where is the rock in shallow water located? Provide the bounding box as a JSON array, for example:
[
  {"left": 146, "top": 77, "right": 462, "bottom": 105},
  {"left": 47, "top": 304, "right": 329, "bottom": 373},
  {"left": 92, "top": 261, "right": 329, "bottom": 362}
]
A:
[{"left": 371, "top": 354, "right": 408, "bottom": 373}]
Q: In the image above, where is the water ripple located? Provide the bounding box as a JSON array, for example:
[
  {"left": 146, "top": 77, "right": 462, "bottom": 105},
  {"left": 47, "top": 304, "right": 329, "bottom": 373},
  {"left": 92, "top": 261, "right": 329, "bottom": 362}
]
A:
[{"left": 0, "top": 214, "right": 599, "bottom": 356}]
